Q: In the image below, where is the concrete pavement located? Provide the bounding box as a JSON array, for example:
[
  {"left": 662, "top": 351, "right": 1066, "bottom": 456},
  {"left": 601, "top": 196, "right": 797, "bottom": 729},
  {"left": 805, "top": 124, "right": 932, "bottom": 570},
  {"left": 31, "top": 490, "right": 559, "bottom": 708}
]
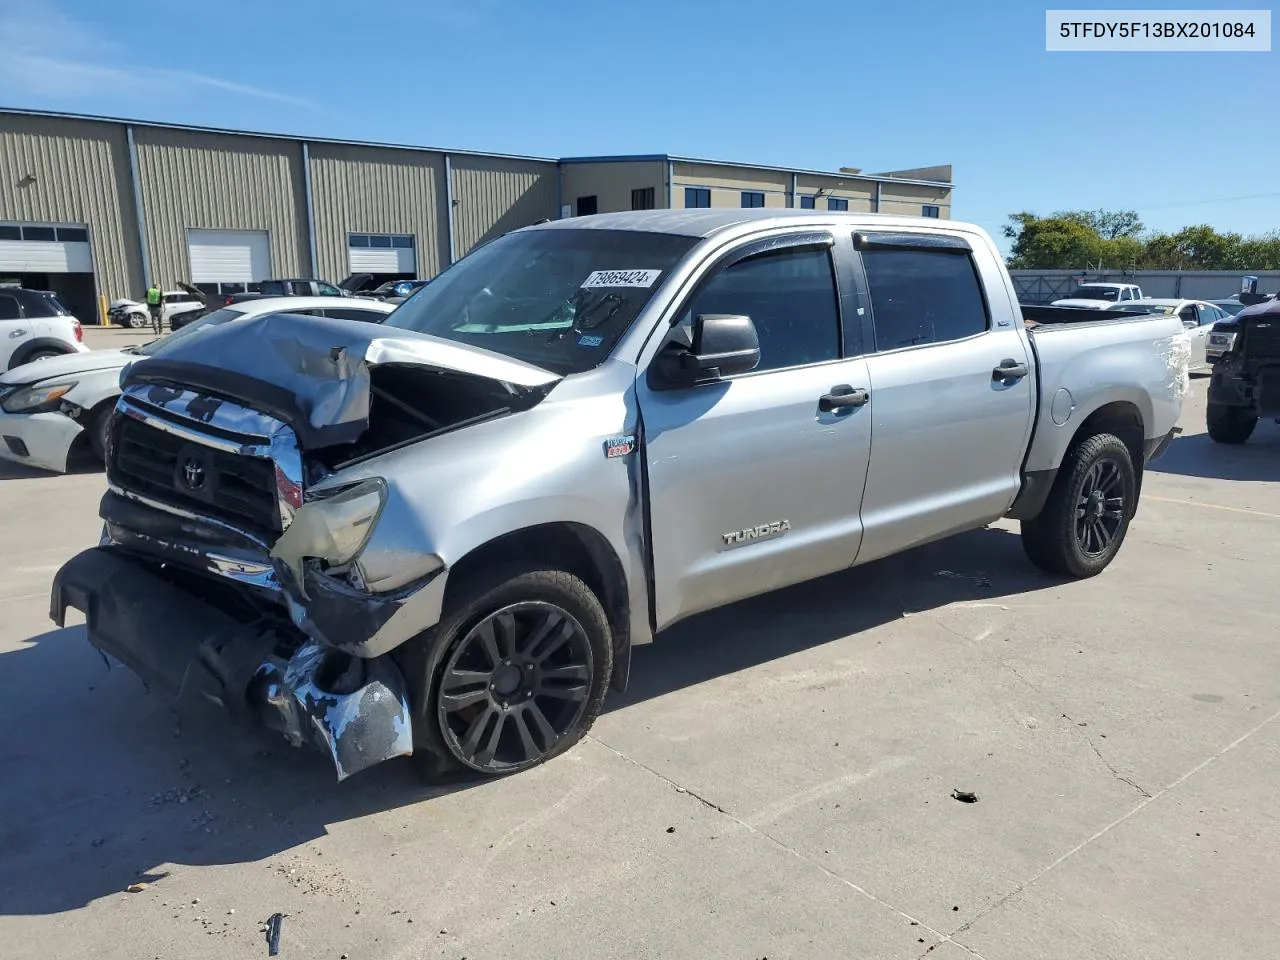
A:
[{"left": 1, "top": 378, "right": 1277, "bottom": 960}]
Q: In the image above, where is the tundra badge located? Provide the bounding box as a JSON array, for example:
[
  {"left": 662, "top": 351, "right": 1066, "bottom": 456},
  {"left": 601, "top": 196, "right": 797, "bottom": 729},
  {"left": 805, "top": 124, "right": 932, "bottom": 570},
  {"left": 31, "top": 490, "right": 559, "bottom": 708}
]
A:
[{"left": 722, "top": 520, "right": 792, "bottom": 548}]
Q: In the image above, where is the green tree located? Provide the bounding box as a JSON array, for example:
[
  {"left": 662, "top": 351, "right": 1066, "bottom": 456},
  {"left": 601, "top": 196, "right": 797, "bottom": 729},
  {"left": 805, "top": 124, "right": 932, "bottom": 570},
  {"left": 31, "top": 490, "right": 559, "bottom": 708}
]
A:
[
  {"left": 1062, "top": 209, "right": 1144, "bottom": 240},
  {"left": 1003, "top": 212, "right": 1104, "bottom": 269}
]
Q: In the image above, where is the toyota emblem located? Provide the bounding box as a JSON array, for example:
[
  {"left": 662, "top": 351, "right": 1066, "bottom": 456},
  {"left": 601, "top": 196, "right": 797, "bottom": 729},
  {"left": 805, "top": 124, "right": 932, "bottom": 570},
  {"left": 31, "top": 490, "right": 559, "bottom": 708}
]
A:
[{"left": 181, "top": 456, "right": 206, "bottom": 491}]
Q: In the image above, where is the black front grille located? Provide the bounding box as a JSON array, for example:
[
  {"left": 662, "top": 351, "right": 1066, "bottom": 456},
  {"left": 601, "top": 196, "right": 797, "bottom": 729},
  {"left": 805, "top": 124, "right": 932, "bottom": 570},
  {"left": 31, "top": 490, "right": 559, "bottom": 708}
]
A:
[
  {"left": 1243, "top": 318, "right": 1280, "bottom": 360},
  {"left": 109, "top": 415, "right": 280, "bottom": 538}
]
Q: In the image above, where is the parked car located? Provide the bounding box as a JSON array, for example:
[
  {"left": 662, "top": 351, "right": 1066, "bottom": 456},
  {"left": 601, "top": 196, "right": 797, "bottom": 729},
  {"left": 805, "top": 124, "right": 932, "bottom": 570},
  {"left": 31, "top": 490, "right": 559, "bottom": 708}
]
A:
[
  {"left": 1105, "top": 298, "right": 1233, "bottom": 370},
  {"left": 360, "top": 278, "right": 430, "bottom": 301},
  {"left": 50, "top": 211, "right": 1186, "bottom": 784},
  {"left": 1205, "top": 296, "right": 1280, "bottom": 443},
  {"left": 108, "top": 291, "right": 205, "bottom": 329},
  {"left": 0, "top": 287, "right": 87, "bottom": 370},
  {"left": 1209, "top": 297, "right": 1248, "bottom": 316},
  {"left": 1051, "top": 282, "right": 1145, "bottom": 309},
  {"left": 223, "top": 275, "right": 379, "bottom": 306},
  {"left": 0, "top": 296, "right": 396, "bottom": 473}
]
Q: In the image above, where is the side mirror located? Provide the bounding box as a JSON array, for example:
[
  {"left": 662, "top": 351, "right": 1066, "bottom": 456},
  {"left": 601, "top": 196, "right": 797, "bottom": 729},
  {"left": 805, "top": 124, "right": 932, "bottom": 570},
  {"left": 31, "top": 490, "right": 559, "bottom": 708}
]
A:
[{"left": 654, "top": 314, "right": 761, "bottom": 386}]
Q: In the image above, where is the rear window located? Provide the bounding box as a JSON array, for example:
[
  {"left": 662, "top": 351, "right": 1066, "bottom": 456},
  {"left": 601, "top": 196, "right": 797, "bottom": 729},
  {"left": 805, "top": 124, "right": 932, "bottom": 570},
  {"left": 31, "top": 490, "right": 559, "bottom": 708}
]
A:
[
  {"left": 1073, "top": 286, "right": 1121, "bottom": 301},
  {"left": 862, "top": 248, "right": 989, "bottom": 350}
]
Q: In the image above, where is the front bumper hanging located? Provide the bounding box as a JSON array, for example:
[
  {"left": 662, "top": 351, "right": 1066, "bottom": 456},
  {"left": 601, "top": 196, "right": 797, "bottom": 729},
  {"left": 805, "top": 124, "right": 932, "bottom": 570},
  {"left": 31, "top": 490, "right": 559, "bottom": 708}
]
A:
[{"left": 50, "top": 547, "right": 415, "bottom": 780}]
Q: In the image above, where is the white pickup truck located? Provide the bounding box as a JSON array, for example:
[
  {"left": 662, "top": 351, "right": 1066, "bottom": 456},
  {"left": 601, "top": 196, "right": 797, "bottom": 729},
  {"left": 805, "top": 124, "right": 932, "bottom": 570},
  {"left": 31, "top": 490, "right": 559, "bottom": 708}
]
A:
[
  {"left": 1051, "top": 282, "right": 1145, "bottom": 309},
  {"left": 52, "top": 211, "right": 1189, "bottom": 782}
]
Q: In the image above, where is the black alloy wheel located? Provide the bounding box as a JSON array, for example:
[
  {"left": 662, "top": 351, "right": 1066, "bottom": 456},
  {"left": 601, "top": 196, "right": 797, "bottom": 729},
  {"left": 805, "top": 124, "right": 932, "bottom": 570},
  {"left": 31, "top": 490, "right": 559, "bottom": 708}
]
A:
[
  {"left": 1074, "top": 457, "right": 1126, "bottom": 557},
  {"left": 437, "top": 600, "right": 595, "bottom": 773}
]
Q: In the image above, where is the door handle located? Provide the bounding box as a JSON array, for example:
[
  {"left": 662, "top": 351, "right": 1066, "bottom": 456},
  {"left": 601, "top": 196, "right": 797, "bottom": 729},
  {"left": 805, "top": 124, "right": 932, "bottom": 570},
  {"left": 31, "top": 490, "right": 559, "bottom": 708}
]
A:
[
  {"left": 9, "top": 328, "right": 26, "bottom": 338},
  {"left": 819, "top": 385, "right": 870, "bottom": 412},
  {"left": 992, "top": 359, "right": 1028, "bottom": 382}
]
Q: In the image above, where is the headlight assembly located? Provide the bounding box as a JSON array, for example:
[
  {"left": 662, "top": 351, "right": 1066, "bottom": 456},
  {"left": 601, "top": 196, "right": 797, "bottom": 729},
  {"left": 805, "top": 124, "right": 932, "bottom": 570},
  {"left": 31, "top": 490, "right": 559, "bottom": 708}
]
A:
[
  {"left": 269, "top": 478, "right": 387, "bottom": 595},
  {"left": 1, "top": 381, "right": 78, "bottom": 414}
]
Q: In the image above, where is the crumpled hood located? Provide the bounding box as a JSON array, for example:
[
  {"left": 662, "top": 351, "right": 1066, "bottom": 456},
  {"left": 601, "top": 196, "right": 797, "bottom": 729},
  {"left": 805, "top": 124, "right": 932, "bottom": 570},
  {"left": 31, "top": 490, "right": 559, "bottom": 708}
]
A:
[
  {"left": 0, "top": 349, "right": 131, "bottom": 386},
  {"left": 119, "top": 311, "right": 561, "bottom": 449}
]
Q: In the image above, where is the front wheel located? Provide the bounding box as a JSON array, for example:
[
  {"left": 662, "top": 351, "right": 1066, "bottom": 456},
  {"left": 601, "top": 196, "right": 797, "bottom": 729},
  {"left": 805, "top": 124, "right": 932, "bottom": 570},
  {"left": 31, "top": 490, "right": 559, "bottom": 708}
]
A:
[
  {"left": 1206, "top": 403, "right": 1256, "bottom": 444},
  {"left": 411, "top": 566, "right": 613, "bottom": 778},
  {"left": 1021, "top": 432, "right": 1137, "bottom": 578},
  {"left": 127, "top": 312, "right": 148, "bottom": 329}
]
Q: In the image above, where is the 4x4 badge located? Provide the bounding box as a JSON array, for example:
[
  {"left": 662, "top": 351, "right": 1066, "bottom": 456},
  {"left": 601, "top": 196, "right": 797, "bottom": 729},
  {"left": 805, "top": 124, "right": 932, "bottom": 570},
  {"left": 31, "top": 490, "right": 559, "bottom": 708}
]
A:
[{"left": 604, "top": 435, "right": 636, "bottom": 459}]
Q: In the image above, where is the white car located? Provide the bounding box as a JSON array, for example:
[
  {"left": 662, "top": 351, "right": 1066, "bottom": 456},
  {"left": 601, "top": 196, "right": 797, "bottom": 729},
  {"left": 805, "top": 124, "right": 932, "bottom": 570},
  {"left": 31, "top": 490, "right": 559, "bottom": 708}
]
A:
[
  {"left": 107, "top": 290, "right": 206, "bottom": 329},
  {"left": 0, "top": 287, "right": 89, "bottom": 371},
  {"left": 1105, "top": 298, "right": 1233, "bottom": 371},
  {"left": 0, "top": 296, "right": 397, "bottom": 473},
  {"left": 1051, "top": 282, "right": 1145, "bottom": 309}
]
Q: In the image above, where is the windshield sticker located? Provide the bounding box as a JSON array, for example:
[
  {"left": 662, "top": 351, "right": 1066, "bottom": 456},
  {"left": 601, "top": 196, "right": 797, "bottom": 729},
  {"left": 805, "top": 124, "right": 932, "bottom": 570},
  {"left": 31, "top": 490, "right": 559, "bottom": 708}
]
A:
[
  {"left": 577, "top": 334, "right": 604, "bottom": 348},
  {"left": 581, "top": 269, "right": 662, "bottom": 289}
]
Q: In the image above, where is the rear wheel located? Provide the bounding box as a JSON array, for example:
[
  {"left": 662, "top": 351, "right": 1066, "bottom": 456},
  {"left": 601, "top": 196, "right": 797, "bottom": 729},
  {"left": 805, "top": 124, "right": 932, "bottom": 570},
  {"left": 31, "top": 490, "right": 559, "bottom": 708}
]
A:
[
  {"left": 126, "top": 312, "right": 148, "bottom": 329},
  {"left": 18, "top": 349, "right": 61, "bottom": 366},
  {"left": 410, "top": 566, "right": 612, "bottom": 778},
  {"left": 1206, "top": 403, "right": 1256, "bottom": 444},
  {"left": 1021, "top": 432, "right": 1136, "bottom": 578}
]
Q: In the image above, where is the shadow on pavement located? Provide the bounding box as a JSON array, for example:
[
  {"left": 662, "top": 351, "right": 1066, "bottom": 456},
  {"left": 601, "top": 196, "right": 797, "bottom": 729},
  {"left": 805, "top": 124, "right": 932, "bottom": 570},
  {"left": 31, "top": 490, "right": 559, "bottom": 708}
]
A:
[
  {"left": 1147, "top": 425, "right": 1280, "bottom": 483},
  {"left": 0, "top": 526, "right": 1059, "bottom": 916}
]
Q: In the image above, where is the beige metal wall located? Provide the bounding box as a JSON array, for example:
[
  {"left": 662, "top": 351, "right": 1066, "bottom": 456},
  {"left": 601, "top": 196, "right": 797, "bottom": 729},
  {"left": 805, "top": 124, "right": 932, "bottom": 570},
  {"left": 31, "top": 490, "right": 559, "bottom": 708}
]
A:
[
  {"left": 451, "top": 155, "right": 558, "bottom": 257},
  {"left": 794, "top": 173, "right": 876, "bottom": 212},
  {"left": 672, "top": 162, "right": 791, "bottom": 208},
  {"left": 308, "top": 143, "right": 448, "bottom": 281},
  {"left": 877, "top": 180, "right": 953, "bottom": 218},
  {"left": 0, "top": 114, "right": 142, "bottom": 301},
  {"left": 560, "top": 161, "right": 666, "bottom": 215},
  {"left": 133, "top": 127, "right": 309, "bottom": 287}
]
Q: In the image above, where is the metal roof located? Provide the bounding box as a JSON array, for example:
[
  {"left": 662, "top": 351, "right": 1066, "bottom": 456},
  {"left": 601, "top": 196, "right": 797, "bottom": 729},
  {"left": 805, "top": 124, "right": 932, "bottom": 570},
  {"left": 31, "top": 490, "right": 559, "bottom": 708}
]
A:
[
  {"left": 559, "top": 153, "right": 953, "bottom": 188},
  {"left": 1, "top": 108, "right": 953, "bottom": 187}
]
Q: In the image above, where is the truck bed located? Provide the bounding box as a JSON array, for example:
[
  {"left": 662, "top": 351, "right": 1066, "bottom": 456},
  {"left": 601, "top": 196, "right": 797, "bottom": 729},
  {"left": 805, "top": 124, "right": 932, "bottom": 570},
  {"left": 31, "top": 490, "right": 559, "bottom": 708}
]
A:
[{"left": 1021, "top": 310, "right": 1189, "bottom": 475}]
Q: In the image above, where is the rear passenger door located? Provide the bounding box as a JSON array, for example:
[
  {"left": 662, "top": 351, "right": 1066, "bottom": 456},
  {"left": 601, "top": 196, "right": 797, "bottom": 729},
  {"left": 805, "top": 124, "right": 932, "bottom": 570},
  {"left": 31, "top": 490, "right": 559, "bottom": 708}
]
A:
[
  {"left": 638, "top": 231, "right": 874, "bottom": 629},
  {"left": 854, "top": 231, "right": 1035, "bottom": 565},
  {"left": 0, "top": 293, "right": 31, "bottom": 369}
]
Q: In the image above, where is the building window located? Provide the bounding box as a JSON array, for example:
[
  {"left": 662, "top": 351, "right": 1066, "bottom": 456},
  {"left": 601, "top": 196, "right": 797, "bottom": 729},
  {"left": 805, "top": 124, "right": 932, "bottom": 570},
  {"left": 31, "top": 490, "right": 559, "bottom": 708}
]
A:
[
  {"left": 685, "top": 187, "right": 711, "bottom": 208},
  {"left": 0, "top": 226, "right": 20, "bottom": 241},
  {"left": 631, "top": 187, "right": 655, "bottom": 210},
  {"left": 56, "top": 227, "right": 89, "bottom": 242},
  {"left": 20, "top": 226, "right": 56, "bottom": 241},
  {"left": 922, "top": 205, "right": 941, "bottom": 218},
  {"left": 349, "top": 233, "right": 413, "bottom": 248},
  {"left": 576, "top": 195, "right": 598, "bottom": 216},
  {"left": 741, "top": 191, "right": 765, "bottom": 208},
  {"left": 0, "top": 223, "right": 90, "bottom": 243},
  {"left": 827, "top": 197, "right": 848, "bottom": 212},
  {"left": 799, "top": 195, "right": 815, "bottom": 210},
  {"left": 349, "top": 234, "right": 370, "bottom": 247}
]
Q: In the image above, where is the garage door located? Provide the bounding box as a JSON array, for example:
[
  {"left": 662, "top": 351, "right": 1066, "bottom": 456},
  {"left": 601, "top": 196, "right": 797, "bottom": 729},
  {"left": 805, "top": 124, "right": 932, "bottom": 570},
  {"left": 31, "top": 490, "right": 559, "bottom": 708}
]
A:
[
  {"left": 0, "top": 222, "right": 92, "bottom": 273},
  {"left": 349, "top": 234, "right": 416, "bottom": 275},
  {"left": 187, "top": 229, "right": 271, "bottom": 283}
]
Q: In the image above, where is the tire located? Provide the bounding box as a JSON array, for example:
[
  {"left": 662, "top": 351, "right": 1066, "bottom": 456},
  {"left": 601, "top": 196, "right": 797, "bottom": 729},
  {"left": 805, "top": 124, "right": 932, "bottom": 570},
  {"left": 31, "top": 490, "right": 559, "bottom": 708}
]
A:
[
  {"left": 20, "top": 350, "right": 61, "bottom": 365},
  {"left": 127, "top": 312, "right": 148, "bottom": 329},
  {"left": 1021, "top": 432, "right": 1137, "bottom": 578},
  {"left": 1206, "top": 403, "right": 1257, "bottom": 445},
  {"left": 88, "top": 403, "right": 114, "bottom": 464},
  {"left": 407, "top": 565, "right": 613, "bottom": 779}
]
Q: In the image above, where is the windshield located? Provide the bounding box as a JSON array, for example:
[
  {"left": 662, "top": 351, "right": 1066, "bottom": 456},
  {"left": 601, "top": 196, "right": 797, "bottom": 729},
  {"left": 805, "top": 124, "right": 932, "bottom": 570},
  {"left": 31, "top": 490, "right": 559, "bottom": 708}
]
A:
[
  {"left": 133, "top": 306, "right": 247, "bottom": 356},
  {"left": 382, "top": 228, "right": 698, "bottom": 375},
  {"left": 1072, "top": 286, "right": 1120, "bottom": 301}
]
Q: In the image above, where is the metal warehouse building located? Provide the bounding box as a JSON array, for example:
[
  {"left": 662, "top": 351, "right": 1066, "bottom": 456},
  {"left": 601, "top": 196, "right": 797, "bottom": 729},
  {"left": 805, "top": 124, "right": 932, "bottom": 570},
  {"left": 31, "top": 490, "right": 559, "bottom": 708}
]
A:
[{"left": 0, "top": 108, "right": 953, "bottom": 324}]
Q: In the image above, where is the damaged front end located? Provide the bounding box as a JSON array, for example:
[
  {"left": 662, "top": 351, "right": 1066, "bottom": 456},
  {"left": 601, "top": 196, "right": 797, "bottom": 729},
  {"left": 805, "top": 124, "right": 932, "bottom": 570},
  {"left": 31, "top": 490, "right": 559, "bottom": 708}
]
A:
[{"left": 51, "top": 312, "right": 558, "bottom": 780}]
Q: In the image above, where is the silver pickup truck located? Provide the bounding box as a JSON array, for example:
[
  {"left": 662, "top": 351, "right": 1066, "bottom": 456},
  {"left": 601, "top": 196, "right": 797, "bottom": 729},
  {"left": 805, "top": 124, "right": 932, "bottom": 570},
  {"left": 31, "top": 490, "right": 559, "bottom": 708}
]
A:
[{"left": 51, "top": 211, "right": 1189, "bottom": 781}]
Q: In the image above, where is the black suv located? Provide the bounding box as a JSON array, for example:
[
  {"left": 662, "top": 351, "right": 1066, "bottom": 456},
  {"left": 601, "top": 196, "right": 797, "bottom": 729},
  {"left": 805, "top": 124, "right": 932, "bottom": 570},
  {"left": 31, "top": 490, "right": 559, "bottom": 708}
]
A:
[{"left": 1206, "top": 297, "right": 1280, "bottom": 444}]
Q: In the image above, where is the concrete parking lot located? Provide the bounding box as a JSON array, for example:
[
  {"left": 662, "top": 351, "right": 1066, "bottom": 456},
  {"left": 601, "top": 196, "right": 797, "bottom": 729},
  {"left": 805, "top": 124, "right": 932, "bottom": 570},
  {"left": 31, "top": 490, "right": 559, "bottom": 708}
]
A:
[{"left": 1, "top": 375, "right": 1277, "bottom": 960}]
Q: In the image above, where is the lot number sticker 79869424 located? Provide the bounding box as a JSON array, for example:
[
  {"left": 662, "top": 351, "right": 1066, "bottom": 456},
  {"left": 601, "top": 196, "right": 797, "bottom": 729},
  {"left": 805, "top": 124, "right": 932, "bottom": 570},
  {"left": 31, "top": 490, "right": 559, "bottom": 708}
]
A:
[{"left": 581, "top": 269, "right": 662, "bottom": 289}]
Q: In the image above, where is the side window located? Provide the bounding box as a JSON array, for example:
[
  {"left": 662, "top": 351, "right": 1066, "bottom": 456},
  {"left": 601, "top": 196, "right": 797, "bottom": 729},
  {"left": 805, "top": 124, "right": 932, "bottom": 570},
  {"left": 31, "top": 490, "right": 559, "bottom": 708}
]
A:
[
  {"left": 289, "top": 281, "right": 312, "bottom": 296},
  {"left": 317, "top": 282, "right": 342, "bottom": 296},
  {"left": 323, "top": 308, "right": 385, "bottom": 323},
  {"left": 861, "top": 247, "right": 989, "bottom": 350},
  {"left": 260, "top": 281, "right": 285, "bottom": 296},
  {"left": 1177, "top": 304, "right": 1196, "bottom": 325},
  {"left": 683, "top": 244, "right": 840, "bottom": 372},
  {"left": 0, "top": 294, "right": 19, "bottom": 320}
]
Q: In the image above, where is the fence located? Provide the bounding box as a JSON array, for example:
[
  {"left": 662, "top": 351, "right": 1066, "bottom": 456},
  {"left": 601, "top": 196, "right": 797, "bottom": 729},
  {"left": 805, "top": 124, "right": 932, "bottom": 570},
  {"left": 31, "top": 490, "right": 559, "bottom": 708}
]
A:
[{"left": 1009, "top": 270, "right": 1280, "bottom": 304}]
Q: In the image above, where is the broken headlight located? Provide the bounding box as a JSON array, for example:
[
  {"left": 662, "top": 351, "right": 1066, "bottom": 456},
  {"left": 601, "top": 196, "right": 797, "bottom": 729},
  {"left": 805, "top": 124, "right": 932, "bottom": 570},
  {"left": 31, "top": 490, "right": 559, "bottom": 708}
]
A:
[
  {"left": 1207, "top": 331, "right": 1237, "bottom": 355},
  {"left": 1, "top": 380, "right": 78, "bottom": 414},
  {"left": 270, "top": 478, "right": 387, "bottom": 594}
]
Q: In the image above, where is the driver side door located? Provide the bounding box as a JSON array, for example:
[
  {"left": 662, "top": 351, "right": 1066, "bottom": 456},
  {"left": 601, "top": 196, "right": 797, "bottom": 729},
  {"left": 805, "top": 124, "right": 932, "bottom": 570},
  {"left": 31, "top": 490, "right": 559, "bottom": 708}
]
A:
[{"left": 636, "top": 232, "right": 874, "bottom": 631}]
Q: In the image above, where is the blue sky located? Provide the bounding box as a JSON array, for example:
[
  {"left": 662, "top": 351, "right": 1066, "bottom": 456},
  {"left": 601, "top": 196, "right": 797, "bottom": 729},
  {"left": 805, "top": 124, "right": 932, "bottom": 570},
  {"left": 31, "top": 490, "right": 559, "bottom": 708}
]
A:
[{"left": 2, "top": 0, "right": 1277, "bottom": 252}]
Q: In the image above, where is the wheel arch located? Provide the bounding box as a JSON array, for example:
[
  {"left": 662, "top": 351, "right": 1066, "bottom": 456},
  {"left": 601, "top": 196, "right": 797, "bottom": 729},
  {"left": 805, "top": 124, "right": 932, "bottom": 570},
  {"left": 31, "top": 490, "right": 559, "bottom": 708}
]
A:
[
  {"left": 7, "top": 338, "right": 78, "bottom": 370},
  {"left": 442, "top": 521, "right": 632, "bottom": 692}
]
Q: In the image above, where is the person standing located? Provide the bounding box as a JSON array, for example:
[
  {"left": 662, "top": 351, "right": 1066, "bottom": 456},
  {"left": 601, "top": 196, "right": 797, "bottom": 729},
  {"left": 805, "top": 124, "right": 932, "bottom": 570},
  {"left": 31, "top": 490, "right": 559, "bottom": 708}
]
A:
[{"left": 145, "top": 282, "right": 163, "bottom": 334}]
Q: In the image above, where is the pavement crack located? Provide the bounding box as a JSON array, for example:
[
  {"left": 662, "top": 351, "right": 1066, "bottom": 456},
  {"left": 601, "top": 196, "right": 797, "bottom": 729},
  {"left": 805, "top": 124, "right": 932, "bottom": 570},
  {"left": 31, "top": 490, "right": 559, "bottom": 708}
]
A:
[
  {"left": 1061, "top": 711, "right": 1151, "bottom": 799},
  {"left": 586, "top": 734, "right": 988, "bottom": 960},
  {"left": 950, "top": 704, "right": 1280, "bottom": 941}
]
